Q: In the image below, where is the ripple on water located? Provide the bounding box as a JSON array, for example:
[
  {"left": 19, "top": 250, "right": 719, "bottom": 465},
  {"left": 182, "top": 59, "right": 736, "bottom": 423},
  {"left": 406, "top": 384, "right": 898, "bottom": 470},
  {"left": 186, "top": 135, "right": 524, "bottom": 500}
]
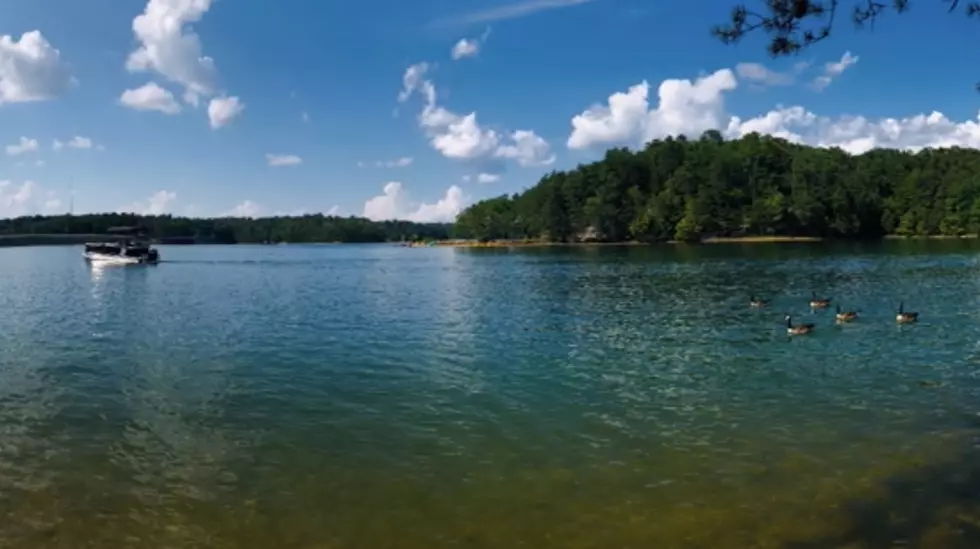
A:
[{"left": 2, "top": 242, "right": 980, "bottom": 547}]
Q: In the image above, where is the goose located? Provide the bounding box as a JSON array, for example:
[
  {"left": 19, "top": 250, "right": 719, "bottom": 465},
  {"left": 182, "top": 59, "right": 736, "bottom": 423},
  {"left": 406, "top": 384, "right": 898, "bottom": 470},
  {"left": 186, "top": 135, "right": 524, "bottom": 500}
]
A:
[
  {"left": 896, "top": 301, "right": 919, "bottom": 324},
  {"left": 835, "top": 304, "right": 859, "bottom": 323},
  {"left": 809, "top": 291, "right": 831, "bottom": 309},
  {"left": 786, "top": 315, "right": 815, "bottom": 335}
]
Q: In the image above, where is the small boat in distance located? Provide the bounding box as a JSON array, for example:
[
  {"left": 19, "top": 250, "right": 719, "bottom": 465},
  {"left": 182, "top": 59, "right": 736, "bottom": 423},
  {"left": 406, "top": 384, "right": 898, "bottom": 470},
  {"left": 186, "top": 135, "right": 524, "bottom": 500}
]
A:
[{"left": 83, "top": 226, "right": 160, "bottom": 265}]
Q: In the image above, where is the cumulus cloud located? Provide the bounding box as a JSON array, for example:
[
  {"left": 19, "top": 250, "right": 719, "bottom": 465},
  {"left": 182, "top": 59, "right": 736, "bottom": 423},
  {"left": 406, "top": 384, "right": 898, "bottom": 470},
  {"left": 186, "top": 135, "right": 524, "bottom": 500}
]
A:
[
  {"left": 52, "top": 136, "right": 101, "bottom": 152},
  {"left": 119, "top": 190, "right": 177, "bottom": 215},
  {"left": 0, "top": 180, "right": 40, "bottom": 217},
  {"left": 422, "top": 108, "right": 501, "bottom": 159},
  {"left": 365, "top": 156, "right": 413, "bottom": 168},
  {"left": 43, "top": 190, "right": 61, "bottom": 212},
  {"left": 399, "top": 62, "right": 555, "bottom": 166},
  {"left": 398, "top": 62, "right": 435, "bottom": 104},
  {"left": 568, "top": 69, "right": 738, "bottom": 150},
  {"left": 476, "top": 172, "right": 500, "bottom": 183},
  {"left": 495, "top": 130, "right": 556, "bottom": 166},
  {"left": 266, "top": 154, "right": 302, "bottom": 167},
  {"left": 735, "top": 62, "right": 795, "bottom": 86},
  {"left": 451, "top": 28, "right": 491, "bottom": 60},
  {"left": 565, "top": 60, "right": 980, "bottom": 156},
  {"left": 6, "top": 137, "right": 39, "bottom": 156},
  {"left": 126, "top": 0, "right": 244, "bottom": 125},
  {"left": 0, "top": 31, "right": 74, "bottom": 105},
  {"left": 127, "top": 0, "right": 217, "bottom": 104},
  {"left": 208, "top": 96, "right": 244, "bottom": 129},
  {"left": 326, "top": 205, "right": 340, "bottom": 216},
  {"left": 451, "top": 39, "right": 479, "bottom": 60},
  {"left": 225, "top": 200, "right": 261, "bottom": 218},
  {"left": 812, "top": 51, "right": 858, "bottom": 91},
  {"left": 67, "top": 136, "right": 92, "bottom": 149},
  {"left": 362, "top": 182, "right": 466, "bottom": 222},
  {"left": 119, "top": 82, "right": 181, "bottom": 114}
]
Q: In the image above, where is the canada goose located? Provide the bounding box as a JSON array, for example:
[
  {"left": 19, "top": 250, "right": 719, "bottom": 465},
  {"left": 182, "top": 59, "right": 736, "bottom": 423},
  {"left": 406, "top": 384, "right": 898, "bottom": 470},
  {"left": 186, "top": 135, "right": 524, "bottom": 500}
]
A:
[
  {"left": 809, "top": 291, "right": 831, "bottom": 309},
  {"left": 896, "top": 301, "right": 919, "bottom": 324},
  {"left": 835, "top": 304, "right": 859, "bottom": 322},
  {"left": 750, "top": 295, "right": 770, "bottom": 308},
  {"left": 785, "top": 315, "right": 815, "bottom": 335}
]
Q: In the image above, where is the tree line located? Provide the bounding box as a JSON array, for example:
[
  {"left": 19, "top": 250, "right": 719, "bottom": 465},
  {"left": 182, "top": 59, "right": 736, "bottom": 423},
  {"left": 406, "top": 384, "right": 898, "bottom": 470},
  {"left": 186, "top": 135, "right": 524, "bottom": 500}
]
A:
[
  {"left": 0, "top": 213, "right": 451, "bottom": 244},
  {"left": 452, "top": 132, "right": 980, "bottom": 242}
]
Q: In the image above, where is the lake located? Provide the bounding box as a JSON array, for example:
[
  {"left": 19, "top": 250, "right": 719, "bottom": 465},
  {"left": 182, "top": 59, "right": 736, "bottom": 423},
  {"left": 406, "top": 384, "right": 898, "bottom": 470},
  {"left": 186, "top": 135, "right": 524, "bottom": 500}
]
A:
[{"left": 3, "top": 241, "right": 980, "bottom": 548}]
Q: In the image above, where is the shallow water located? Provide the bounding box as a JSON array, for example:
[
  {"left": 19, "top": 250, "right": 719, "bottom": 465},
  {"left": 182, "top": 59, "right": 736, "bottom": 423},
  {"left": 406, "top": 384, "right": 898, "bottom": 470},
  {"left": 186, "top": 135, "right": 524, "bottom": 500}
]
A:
[{"left": 3, "top": 241, "right": 980, "bottom": 548}]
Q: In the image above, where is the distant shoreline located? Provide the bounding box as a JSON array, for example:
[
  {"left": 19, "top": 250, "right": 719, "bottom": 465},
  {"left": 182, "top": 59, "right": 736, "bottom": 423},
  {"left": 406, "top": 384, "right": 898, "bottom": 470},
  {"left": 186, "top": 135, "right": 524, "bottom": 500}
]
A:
[
  {"left": 433, "top": 234, "right": 980, "bottom": 248},
  {"left": 3, "top": 233, "right": 979, "bottom": 249}
]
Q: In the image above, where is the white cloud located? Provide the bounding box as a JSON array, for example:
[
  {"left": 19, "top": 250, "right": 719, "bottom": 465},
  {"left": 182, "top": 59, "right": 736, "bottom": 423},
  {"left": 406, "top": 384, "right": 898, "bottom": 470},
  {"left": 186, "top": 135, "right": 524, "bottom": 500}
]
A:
[
  {"left": 735, "top": 62, "right": 794, "bottom": 86},
  {"left": 452, "top": 28, "right": 492, "bottom": 61},
  {"left": 326, "top": 205, "right": 340, "bottom": 216},
  {"left": 67, "top": 136, "right": 92, "bottom": 149},
  {"left": 126, "top": 0, "right": 217, "bottom": 104},
  {"left": 119, "top": 190, "right": 177, "bottom": 215},
  {"left": 401, "top": 63, "right": 554, "bottom": 165},
  {"left": 52, "top": 136, "right": 101, "bottom": 152},
  {"left": 6, "top": 137, "right": 39, "bottom": 156},
  {"left": 567, "top": 69, "right": 738, "bottom": 149},
  {"left": 35, "top": 160, "right": 45, "bottom": 167},
  {"left": 266, "top": 154, "right": 302, "bottom": 167},
  {"left": 565, "top": 63, "right": 980, "bottom": 156},
  {"left": 398, "top": 62, "right": 434, "bottom": 104},
  {"left": 119, "top": 82, "right": 181, "bottom": 114},
  {"left": 422, "top": 109, "right": 501, "bottom": 159},
  {"left": 495, "top": 130, "right": 556, "bottom": 166},
  {"left": 301, "top": 111, "right": 310, "bottom": 123},
  {"left": 451, "top": 39, "right": 480, "bottom": 60},
  {"left": 812, "top": 51, "right": 858, "bottom": 91},
  {"left": 362, "top": 182, "right": 466, "bottom": 222},
  {"left": 0, "top": 180, "right": 37, "bottom": 217},
  {"left": 208, "top": 96, "right": 244, "bottom": 129},
  {"left": 371, "top": 156, "right": 413, "bottom": 168},
  {"left": 433, "top": 0, "right": 594, "bottom": 26},
  {"left": 225, "top": 199, "right": 261, "bottom": 218},
  {"left": 43, "top": 190, "right": 61, "bottom": 212},
  {"left": 0, "top": 31, "right": 73, "bottom": 105},
  {"left": 126, "top": 0, "right": 243, "bottom": 126},
  {"left": 476, "top": 172, "right": 500, "bottom": 183}
]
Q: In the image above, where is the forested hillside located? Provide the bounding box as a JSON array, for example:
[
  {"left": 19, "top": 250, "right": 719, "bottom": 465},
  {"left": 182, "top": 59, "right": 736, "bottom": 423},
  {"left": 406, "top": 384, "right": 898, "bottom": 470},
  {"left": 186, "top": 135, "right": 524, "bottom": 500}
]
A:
[
  {"left": 453, "top": 132, "right": 980, "bottom": 242},
  {"left": 0, "top": 213, "right": 450, "bottom": 244}
]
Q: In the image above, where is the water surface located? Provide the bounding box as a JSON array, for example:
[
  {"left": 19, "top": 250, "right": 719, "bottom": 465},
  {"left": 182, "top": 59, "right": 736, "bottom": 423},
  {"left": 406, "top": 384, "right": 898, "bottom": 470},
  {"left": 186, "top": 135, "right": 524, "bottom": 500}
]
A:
[{"left": 3, "top": 242, "right": 980, "bottom": 548}]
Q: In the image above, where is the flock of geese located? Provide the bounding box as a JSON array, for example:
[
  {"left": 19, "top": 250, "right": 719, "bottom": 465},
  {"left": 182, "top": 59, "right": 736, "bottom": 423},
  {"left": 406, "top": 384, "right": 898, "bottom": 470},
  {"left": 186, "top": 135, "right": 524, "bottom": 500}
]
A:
[{"left": 748, "top": 292, "right": 919, "bottom": 336}]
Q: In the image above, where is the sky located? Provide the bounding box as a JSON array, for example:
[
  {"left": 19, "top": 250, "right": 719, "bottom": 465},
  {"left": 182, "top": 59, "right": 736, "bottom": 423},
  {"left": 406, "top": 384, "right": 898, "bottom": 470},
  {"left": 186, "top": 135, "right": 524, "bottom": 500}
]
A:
[{"left": 0, "top": 0, "right": 978, "bottom": 222}]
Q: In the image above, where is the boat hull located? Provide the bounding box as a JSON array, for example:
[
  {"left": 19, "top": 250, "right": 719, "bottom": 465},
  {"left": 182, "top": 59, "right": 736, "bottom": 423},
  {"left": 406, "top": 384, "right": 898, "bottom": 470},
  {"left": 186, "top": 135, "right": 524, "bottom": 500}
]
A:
[{"left": 83, "top": 251, "right": 158, "bottom": 265}]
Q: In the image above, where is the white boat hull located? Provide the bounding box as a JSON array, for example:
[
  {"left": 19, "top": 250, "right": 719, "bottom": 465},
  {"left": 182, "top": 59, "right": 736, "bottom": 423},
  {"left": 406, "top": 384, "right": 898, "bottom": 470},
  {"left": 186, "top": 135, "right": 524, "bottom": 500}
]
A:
[{"left": 83, "top": 252, "right": 153, "bottom": 265}]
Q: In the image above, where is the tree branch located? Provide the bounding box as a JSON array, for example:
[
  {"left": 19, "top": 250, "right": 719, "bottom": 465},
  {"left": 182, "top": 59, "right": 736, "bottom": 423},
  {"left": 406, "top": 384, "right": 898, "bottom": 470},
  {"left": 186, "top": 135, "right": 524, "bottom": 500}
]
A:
[{"left": 713, "top": 0, "right": 979, "bottom": 57}]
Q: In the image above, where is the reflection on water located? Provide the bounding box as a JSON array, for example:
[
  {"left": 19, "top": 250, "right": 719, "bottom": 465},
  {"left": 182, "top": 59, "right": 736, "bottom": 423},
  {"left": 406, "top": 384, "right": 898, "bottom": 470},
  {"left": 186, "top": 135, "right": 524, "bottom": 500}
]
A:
[{"left": 3, "top": 242, "right": 980, "bottom": 547}]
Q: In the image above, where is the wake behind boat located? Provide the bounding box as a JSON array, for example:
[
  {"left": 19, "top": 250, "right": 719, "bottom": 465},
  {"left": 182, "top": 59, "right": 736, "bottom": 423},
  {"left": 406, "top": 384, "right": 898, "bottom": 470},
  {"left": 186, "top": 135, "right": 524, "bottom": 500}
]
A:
[{"left": 83, "top": 226, "right": 160, "bottom": 265}]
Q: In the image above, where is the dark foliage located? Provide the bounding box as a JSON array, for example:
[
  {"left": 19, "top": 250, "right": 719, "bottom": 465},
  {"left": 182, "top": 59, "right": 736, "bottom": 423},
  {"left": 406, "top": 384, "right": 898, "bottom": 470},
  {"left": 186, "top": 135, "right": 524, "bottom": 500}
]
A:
[
  {"left": 453, "top": 133, "right": 980, "bottom": 242},
  {"left": 0, "top": 213, "right": 451, "bottom": 244}
]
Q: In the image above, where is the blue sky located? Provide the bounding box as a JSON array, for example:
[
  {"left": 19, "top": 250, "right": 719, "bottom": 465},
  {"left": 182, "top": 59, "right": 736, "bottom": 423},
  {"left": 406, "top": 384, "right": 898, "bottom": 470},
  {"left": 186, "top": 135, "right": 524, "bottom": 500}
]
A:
[{"left": 0, "top": 0, "right": 978, "bottom": 221}]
